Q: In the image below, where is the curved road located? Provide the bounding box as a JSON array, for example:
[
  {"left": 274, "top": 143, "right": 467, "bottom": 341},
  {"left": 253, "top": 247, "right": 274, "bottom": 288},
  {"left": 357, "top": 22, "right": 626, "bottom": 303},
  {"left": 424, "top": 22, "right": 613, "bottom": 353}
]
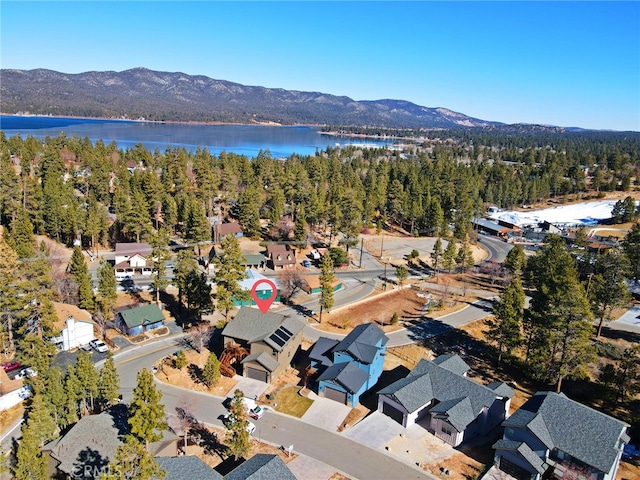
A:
[{"left": 113, "top": 341, "right": 430, "bottom": 480}]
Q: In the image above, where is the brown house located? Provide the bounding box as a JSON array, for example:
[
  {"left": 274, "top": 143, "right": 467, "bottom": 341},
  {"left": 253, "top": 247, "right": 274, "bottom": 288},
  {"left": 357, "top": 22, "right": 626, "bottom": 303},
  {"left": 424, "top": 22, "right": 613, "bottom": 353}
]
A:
[
  {"left": 221, "top": 307, "right": 304, "bottom": 383},
  {"left": 266, "top": 244, "right": 296, "bottom": 269}
]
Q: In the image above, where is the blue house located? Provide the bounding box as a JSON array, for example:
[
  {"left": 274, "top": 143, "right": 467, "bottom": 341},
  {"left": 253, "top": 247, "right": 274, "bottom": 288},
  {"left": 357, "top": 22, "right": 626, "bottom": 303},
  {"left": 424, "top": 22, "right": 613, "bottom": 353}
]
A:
[
  {"left": 116, "top": 304, "right": 165, "bottom": 336},
  {"left": 309, "top": 323, "right": 388, "bottom": 407}
]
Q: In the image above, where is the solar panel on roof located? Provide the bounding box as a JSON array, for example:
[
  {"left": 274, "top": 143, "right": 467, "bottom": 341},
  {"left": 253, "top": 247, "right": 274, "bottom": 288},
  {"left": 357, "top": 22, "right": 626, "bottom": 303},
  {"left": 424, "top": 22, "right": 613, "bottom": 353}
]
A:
[
  {"left": 280, "top": 326, "right": 293, "bottom": 336},
  {"left": 273, "top": 330, "right": 289, "bottom": 342},
  {"left": 269, "top": 334, "right": 286, "bottom": 347}
]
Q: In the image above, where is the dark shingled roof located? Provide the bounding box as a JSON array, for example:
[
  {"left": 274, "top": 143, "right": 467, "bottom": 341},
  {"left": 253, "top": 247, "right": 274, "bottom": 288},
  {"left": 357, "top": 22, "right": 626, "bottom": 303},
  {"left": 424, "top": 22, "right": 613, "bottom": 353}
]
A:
[
  {"left": 503, "top": 391, "right": 628, "bottom": 474},
  {"left": 308, "top": 337, "right": 340, "bottom": 368},
  {"left": 241, "top": 351, "right": 279, "bottom": 372},
  {"left": 332, "top": 323, "right": 388, "bottom": 364},
  {"left": 492, "top": 439, "right": 546, "bottom": 474},
  {"left": 222, "top": 307, "right": 304, "bottom": 352},
  {"left": 378, "top": 355, "right": 513, "bottom": 430},
  {"left": 431, "top": 353, "right": 470, "bottom": 376},
  {"left": 318, "top": 362, "right": 369, "bottom": 394},
  {"left": 224, "top": 454, "right": 296, "bottom": 480},
  {"left": 155, "top": 456, "right": 223, "bottom": 480}
]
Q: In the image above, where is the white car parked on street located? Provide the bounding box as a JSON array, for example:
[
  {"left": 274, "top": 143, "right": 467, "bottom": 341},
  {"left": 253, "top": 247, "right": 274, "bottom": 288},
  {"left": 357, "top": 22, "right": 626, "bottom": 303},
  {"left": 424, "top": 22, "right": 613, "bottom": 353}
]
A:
[{"left": 90, "top": 339, "right": 109, "bottom": 353}]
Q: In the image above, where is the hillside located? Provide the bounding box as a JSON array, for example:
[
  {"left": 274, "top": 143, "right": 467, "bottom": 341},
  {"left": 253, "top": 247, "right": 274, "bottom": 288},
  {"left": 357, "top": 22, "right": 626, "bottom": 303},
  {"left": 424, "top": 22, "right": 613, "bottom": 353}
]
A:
[{"left": 0, "top": 67, "right": 503, "bottom": 129}]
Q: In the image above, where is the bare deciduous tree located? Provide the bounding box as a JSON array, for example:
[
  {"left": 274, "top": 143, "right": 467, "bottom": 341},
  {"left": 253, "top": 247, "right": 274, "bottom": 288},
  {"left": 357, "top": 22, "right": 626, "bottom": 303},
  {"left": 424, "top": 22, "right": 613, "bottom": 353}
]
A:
[
  {"left": 187, "top": 325, "right": 213, "bottom": 353},
  {"left": 277, "top": 268, "right": 306, "bottom": 304}
]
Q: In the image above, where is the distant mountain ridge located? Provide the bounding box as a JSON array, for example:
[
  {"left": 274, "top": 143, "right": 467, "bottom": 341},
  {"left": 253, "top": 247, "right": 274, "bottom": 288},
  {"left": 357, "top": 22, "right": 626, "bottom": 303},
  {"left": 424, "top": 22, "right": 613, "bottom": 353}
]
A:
[{"left": 0, "top": 67, "right": 510, "bottom": 129}]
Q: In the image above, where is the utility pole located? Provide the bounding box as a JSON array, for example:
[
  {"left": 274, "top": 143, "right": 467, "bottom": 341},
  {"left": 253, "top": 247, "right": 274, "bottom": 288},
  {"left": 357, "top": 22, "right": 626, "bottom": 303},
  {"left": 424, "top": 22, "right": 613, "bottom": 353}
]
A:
[{"left": 359, "top": 238, "right": 364, "bottom": 268}]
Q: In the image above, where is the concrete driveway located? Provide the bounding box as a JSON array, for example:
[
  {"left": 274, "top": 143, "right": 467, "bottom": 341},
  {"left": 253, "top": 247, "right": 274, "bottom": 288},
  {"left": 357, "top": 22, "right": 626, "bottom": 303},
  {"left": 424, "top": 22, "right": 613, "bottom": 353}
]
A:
[{"left": 301, "top": 391, "right": 352, "bottom": 432}]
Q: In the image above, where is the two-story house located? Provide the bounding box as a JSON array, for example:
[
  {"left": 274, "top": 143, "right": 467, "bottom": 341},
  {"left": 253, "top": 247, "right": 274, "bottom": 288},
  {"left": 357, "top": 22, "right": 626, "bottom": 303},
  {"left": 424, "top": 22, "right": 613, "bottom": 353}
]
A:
[
  {"left": 309, "top": 323, "right": 388, "bottom": 407},
  {"left": 114, "top": 242, "right": 153, "bottom": 278},
  {"left": 221, "top": 307, "right": 304, "bottom": 383},
  {"left": 266, "top": 244, "right": 296, "bottom": 269},
  {"left": 493, "top": 391, "right": 629, "bottom": 480},
  {"left": 377, "top": 354, "right": 514, "bottom": 447}
]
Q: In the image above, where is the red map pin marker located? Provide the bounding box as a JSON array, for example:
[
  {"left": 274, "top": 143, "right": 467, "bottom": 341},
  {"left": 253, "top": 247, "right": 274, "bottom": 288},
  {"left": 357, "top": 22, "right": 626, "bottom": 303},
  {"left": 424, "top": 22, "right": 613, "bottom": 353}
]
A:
[{"left": 251, "top": 279, "right": 277, "bottom": 313}]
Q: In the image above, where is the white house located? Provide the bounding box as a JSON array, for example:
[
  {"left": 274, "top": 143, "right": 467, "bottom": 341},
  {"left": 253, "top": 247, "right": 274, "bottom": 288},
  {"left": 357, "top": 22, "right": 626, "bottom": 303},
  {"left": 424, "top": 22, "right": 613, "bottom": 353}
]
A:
[
  {"left": 114, "top": 242, "right": 153, "bottom": 277},
  {"left": 51, "top": 302, "right": 95, "bottom": 351}
]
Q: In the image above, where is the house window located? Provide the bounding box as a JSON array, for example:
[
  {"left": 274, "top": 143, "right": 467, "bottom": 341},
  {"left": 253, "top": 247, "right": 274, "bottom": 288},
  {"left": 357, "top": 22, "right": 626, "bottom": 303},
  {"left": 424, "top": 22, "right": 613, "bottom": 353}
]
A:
[{"left": 441, "top": 425, "right": 452, "bottom": 436}]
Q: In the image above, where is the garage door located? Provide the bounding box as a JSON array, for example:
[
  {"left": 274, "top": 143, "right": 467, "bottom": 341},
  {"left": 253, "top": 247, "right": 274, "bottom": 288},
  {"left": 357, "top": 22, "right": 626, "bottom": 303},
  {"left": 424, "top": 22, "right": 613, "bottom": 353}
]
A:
[
  {"left": 382, "top": 402, "right": 405, "bottom": 425},
  {"left": 498, "top": 457, "right": 532, "bottom": 480},
  {"left": 324, "top": 386, "right": 347, "bottom": 404},
  {"left": 246, "top": 367, "right": 268, "bottom": 383}
]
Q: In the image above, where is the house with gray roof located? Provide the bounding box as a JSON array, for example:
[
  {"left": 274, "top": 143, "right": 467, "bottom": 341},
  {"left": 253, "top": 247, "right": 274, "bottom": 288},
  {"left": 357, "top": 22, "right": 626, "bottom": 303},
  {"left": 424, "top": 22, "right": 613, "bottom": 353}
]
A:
[
  {"left": 155, "top": 456, "right": 223, "bottom": 480},
  {"left": 377, "top": 354, "right": 513, "bottom": 447},
  {"left": 221, "top": 307, "right": 304, "bottom": 383},
  {"left": 309, "top": 323, "right": 388, "bottom": 407},
  {"left": 43, "top": 404, "right": 177, "bottom": 479},
  {"left": 224, "top": 454, "right": 296, "bottom": 480},
  {"left": 493, "top": 391, "right": 629, "bottom": 480}
]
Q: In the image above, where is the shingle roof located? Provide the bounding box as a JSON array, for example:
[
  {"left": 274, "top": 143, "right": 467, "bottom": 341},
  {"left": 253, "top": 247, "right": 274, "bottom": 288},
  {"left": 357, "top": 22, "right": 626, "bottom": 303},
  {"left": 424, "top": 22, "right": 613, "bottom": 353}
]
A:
[
  {"left": 332, "top": 323, "right": 388, "bottom": 364},
  {"left": 318, "top": 362, "right": 369, "bottom": 394},
  {"left": 378, "top": 373, "right": 434, "bottom": 413},
  {"left": 224, "top": 454, "right": 296, "bottom": 480},
  {"left": 503, "top": 391, "right": 629, "bottom": 474},
  {"left": 118, "top": 304, "right": 165, "bottom": 328},
  {"left": 43, "top": 405, "right": 129, "bottom": 475},
  {"left": 486, "top": 381, "right": 516, "bottom": 398},
  {"left": 431, "top": 396, "right": 476, "bottom": 432},
  {"left": 378, "top": 356, "right": 513, "bottom": 430},
  {"left": 155, "top": 456, "right": 223, "bottom": 480},
  {"left": 115, "top": 242, "right": 152, "bottom": 257},
  {"left": 222, "top": 307, "right": 304, "bottom": 352},
  {"left": 431, "top": 353, "right": 470, "bottom": 376},
  {"left": 492, "top": 439, "right": 546, "bottom": 474},
  {"left": 308, "top": 337, "right": 340, "bottom": 368},
  {"left": 241, "top": 351, "right": 279, "bottom": 372}
]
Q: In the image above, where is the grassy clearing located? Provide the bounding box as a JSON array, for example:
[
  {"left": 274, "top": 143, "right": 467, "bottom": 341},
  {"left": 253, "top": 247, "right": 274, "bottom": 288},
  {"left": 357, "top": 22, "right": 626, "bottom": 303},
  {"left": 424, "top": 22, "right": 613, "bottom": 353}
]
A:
[{"left": 275, "top": 386, "right": 313, "bottom": 418}]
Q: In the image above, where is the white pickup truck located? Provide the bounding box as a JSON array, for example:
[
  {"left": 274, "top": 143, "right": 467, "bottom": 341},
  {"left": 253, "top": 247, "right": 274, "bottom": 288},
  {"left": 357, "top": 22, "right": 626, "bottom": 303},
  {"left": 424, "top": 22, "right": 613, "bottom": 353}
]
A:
[{"left": 243, "top": 397, "right": 266, "bottom": 420}]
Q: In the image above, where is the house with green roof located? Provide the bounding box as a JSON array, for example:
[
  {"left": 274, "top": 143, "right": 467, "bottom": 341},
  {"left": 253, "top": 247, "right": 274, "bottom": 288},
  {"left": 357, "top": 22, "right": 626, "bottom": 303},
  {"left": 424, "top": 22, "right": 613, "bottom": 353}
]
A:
[{"left": 116, "top": 303, "right": 165, "bottom": 336}]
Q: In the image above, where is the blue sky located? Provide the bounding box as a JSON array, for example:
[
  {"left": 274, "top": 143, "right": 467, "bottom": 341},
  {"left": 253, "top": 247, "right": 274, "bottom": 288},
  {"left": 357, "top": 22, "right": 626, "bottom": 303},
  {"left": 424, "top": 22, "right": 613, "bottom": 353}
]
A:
[{"left": 2, "top": 1, "right": 639, "bottom": 131}]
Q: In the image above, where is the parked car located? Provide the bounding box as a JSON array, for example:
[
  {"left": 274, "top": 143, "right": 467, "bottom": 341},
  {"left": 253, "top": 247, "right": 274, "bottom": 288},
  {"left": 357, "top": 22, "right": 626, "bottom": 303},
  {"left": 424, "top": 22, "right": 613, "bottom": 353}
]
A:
[
  {"left": 302, "top": 259, "right": 311, "bottom": 268},
  {"left": 15, "top": 367, "right": 37, "bottom": 379},
  {"left": 246, "top": 421, "right": 256, "bottom": 434},
  {"left": 166, "top": 263, "right": 175, "bottom": 269},
  {"left": 79, "top": 344, "right": 93, "bottom": 352},
  {"left": 1, "top": 361, "right": 21, "bottom": 372},
  {"left": 248, "top": 405, "right": 266, "bottom": 420},
  {"left": 90, "top": 339, "right": 109, "bottom": 353}
]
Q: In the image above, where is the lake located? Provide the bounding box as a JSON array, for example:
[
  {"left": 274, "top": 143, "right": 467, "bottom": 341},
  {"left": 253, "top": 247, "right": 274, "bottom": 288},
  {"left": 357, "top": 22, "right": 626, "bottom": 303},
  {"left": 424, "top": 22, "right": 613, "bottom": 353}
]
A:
[{"left": 0, "top": 115, "right": 396, "bottom": 158}]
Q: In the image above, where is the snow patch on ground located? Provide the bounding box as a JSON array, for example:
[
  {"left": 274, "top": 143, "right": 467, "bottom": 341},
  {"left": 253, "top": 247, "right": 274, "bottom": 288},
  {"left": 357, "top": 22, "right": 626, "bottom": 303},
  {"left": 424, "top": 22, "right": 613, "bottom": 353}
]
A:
[{"left": 487, "top": 200, "right": 618, "bottom": 227}]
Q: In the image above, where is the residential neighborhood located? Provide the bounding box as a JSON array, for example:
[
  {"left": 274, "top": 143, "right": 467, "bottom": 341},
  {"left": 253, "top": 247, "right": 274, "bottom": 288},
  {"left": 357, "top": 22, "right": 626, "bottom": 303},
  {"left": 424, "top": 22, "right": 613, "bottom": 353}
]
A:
[{"left": 1, "top": 125, "right": 639, "bottom": 480}]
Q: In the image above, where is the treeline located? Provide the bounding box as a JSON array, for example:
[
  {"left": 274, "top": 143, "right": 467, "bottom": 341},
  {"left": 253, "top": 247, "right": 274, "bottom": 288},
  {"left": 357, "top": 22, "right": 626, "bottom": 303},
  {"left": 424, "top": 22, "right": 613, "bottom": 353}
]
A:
[{"left": 1, "top": 130, "right": 639, "bottom": 257}]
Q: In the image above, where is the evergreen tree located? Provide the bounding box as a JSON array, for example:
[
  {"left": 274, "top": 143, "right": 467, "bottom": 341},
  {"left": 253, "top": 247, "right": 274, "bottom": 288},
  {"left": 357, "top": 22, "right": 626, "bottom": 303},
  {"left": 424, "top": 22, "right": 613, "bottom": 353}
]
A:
[
  {"left": 213, "top": 235, "right": 248, "bottom": 320},
  {"left": 7, "top": 209, "right": 35, "bottom": 258},
  {"left": 0, "top": 238, "right": 21, "bottom": 356},
  {"left": 150, "top": 230, "right": 171, "bottom": 305},
  {"left": 237, "top": 182, "right": 261, "bottom": 238},
  {"left": 622, "top": 222, "right": 640, "bottom": 282},
  {"left": 24, "top": 393, "right": 57, "bottom": 445},
  {"left": 318, "top": 252, "right": 335, "bottom": 322},
  {"left": 431, "top": 237, "right": 443, "bottom": 282},
  {"left": 442, "top": 238, "right": 457, "bottom": 273},
  {"left": 97, "top": 258, "right": 117, "bottom": 319},
  {"left": 395, "top": 264, "right": 408, "bottom": 286},
  {"left": 100, "top": 435, "right": 166, "bottom": 480},
  {"left": 43, "top": 365, "right": 68, "bottom": 429},
  {"left": 526, "top": 235, "right": 595, "bottom": 392},
  {"left": 184, "top": 197, "right": 210, "bottom": 256},
  {"left": 455, "top": 236, "right": 475, "bottom": 272},
  {"left": 69, "top": 246, "right": 94, "bottom": 310},
  {"left": 202, "top": 352, "right": 221, "bottom": 388},
  {"left": 503, "top": 244, "right": 526, "bottom": 277},
  {"left": 98, "top": 352, "right": 121, "bottom": 410},
  {"left": 13, "top": 423, "right": 46, "bottom": 480},
  {"left": 173, "top": 250, "right": 200, "bottom": 308},
  {"left": 294, "top": 205, "right": 308, "bottom": 247},
  {"left": 224, "top": 389, "right": 251, "bottom": 461},
  {"left": 487, "top": 276, "right": 524, "bottom": 363},
  {"left": 75, "top": 350, "right": 99, "bottom": 414},
  {"left": 63, "top": 364, "right": 81, "bottom": 427},
  {"left": 129, "top": 368, "right": 166, "bottom": 450},
  {"left": 589, "top": 248, "right": 631, "bottom": 338},
  {"left": 174, "top": 350, "right": 188, "bottom": 370}
]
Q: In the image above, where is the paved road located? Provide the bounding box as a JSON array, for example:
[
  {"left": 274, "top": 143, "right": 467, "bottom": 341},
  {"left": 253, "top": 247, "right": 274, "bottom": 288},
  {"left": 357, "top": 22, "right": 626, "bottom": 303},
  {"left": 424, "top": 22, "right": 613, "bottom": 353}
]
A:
[{"left": 113, "top": 340, "right": 431, "bottom": 480}]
